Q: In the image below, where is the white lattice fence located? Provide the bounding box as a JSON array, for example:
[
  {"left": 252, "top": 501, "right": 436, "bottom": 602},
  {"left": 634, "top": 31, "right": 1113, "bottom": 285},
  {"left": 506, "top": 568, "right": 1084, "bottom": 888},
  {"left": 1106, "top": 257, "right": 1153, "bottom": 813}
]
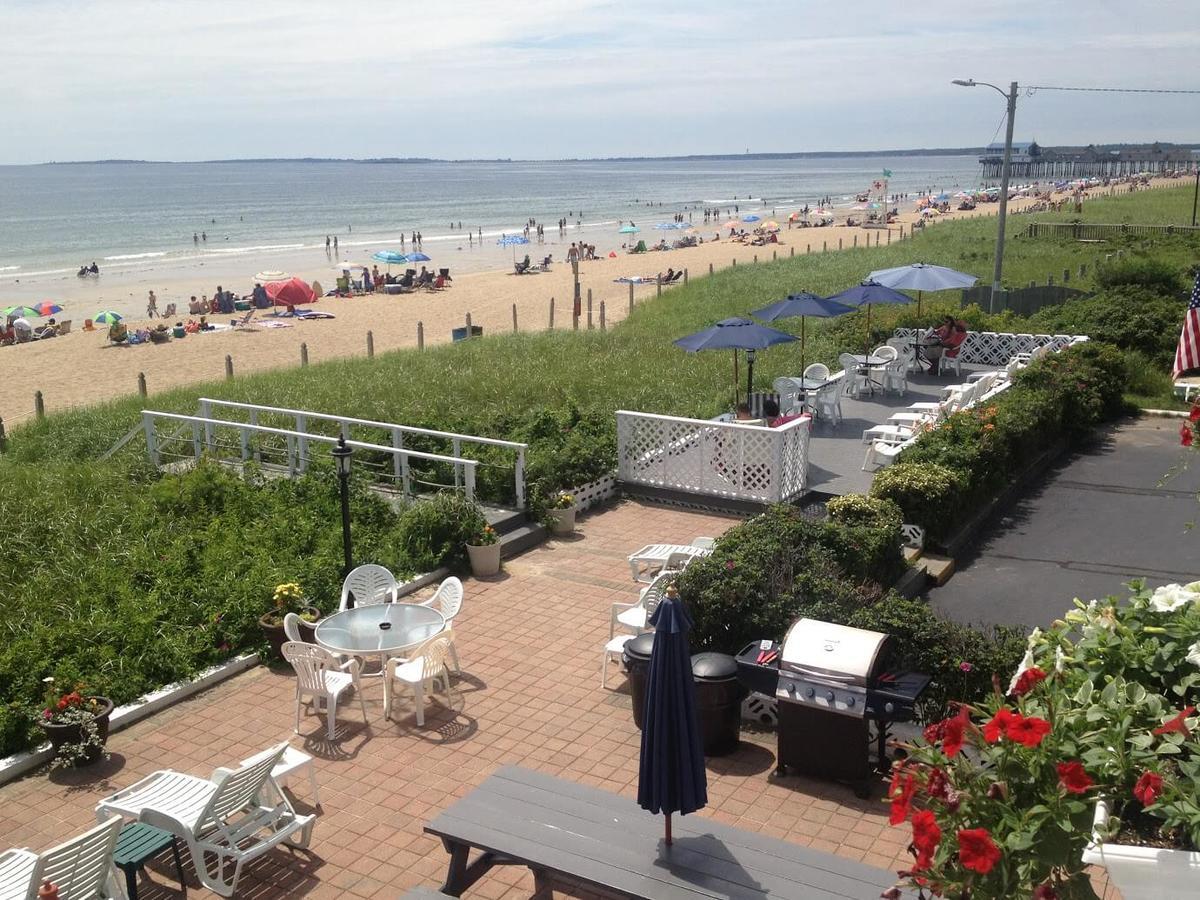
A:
[
  {"left": 566, "top": 473, "right": 617, "bottom": 512},
  {"left": 892, "top": 329, "right": 1088, "bottom": 367},
  {"left": 616, "top": 411, "right": 810, "bottom": 504}
]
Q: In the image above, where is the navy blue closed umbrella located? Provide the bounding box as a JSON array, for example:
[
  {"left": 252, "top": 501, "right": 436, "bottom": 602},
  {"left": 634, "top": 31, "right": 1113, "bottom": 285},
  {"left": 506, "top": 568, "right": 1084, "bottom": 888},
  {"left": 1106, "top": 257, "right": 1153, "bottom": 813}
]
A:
[
  {"left": 826, "top": 280, "right": 914, "bottom": 354},
  {"left": 752, "top": 292, "right": 855, "bottom": 374},
  {"left": 637, "top": 590, "right": 707, "bottom": 845},
  {"left": 674, "top": 317, "right": 797, "bottom": 405}
]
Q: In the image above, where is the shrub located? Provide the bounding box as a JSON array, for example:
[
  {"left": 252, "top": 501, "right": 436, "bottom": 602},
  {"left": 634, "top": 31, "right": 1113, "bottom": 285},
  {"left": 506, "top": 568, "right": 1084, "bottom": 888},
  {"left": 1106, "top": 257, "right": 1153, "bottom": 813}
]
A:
[
  {"left": 1027, "top": 286, "right": 1182, "bottom": 366},
  {"left": 870, "top": 463, "right": 969, "bottom": 543},
  {"left": 826, "top": 493, "right": 902, "bottom": 529},
  {"left": 395, "top": 491, "right": 488, "bottom": 572},
  {"left": 1093, "top": 254, "right": 1183, "bottom": 295}
]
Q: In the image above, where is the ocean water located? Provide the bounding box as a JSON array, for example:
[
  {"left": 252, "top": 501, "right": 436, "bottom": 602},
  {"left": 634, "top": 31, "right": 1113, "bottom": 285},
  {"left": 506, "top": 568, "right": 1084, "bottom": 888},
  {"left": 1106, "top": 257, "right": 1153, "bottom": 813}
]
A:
[{"left": 0, "top": 155, "right": 982, "bottom": 284}]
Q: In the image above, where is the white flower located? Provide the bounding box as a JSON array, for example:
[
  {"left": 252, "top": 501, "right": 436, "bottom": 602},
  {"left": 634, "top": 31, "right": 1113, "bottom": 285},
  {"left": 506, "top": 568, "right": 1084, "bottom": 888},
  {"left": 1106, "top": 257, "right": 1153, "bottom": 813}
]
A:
[
  {"left": 1008, "top": 649, "right": 1036, "bottom": 695},
  {"left": 1026, "top": 627, "right": 1044, "bottom": 650},
  {"left": 1187, "top": 641, "right": 1200, "bottom": 668},
  {"left": 1149, "top": 583, "right": 1199, "bottom": 612},
  {"left": 42, "top": 677, "right": 54, "bottom": 684},
  {"left": 1055, "top": 645, "right": 1068, "bottom": 674}
]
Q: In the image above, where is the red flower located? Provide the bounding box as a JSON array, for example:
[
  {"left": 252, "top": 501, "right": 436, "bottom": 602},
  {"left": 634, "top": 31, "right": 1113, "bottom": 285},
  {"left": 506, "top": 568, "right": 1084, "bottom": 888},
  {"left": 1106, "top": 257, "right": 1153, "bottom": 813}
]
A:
[
  {"left": 983, "top": 707, "right": 1017, "bottom": 743},
  {"left": 1033, "top": 882, "right": 1059, "bottom": 900},
  {"left": 1056, "top": 761, "right": 1093, "bottom": 794},
  {"left": 957, "top": 827, "right": 1002, "bottom": 874},
  {"left": 889, "top": 767, "right": 917, "bottom": 825},
  {"left": 1153, "top": 706, "right": 1195, "bottom": 739},
  {"left": 1190, "top": 404, "right": 1200, "bottom": 423},
  {"left": 924, "top": 766, "right": 949, "bottom": 801},
  {"left": 1007, "top": 714, "right": 1052, "bottom": 748},
  {"left": 910, "top": 809, "right": 941, "bottom": 870},
  {"left": 1182, "top": 424, "right": 1194, "bottom": 447},
  {"left": 1134, "top": 771, "right": 1164, "bottom": 807},
  {"left": 925, "top": 706, "right": 972, "bottom": 758},
  {"left": 1012, "top": 666, "right": 1047, "bottom": 697}
]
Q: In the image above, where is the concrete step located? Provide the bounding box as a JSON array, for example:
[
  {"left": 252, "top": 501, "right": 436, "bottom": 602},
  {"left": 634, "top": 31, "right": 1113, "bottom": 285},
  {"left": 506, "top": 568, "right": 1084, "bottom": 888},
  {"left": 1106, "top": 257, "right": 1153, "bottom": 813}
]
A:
[
  {"left": 483, "top": 505, "right": 528, "bottom": 536},
  {"left": 916, "top": 554, "right": 955, "bottom": 586},
  {"left": 902, "top": 546, "right": 923, "bottom": 563},
  {"left": 500, "top": 522, "right": 547, "bottom": 558}
]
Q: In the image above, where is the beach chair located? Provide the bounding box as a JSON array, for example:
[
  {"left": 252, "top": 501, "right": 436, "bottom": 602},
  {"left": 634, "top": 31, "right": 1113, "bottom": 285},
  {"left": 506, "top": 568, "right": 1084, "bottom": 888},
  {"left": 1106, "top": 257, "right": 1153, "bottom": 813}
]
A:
[
  {"left": 95, "top": 743, "right": 314, "bottom": 898},
  {"left": 231, "top": 309, "right": 255, "bottom": 328},
  {"left": 630, "top": 240, "right": 647, "bottom": 254},
  {"left": 30, "top": 816, "right": 123, "bottom": 900}
]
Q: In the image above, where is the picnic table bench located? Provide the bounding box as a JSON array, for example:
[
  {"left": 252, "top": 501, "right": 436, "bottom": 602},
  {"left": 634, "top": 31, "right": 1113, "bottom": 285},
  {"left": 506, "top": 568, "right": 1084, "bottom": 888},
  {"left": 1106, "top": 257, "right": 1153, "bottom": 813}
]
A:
[{"left": 424, "top": 765, "right": 899, "bottom": 899}]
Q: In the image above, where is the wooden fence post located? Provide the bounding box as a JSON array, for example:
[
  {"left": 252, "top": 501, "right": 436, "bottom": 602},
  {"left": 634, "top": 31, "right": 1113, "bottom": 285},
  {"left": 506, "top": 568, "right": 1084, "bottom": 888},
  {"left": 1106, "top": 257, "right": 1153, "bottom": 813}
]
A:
[
  {"left": 875, "top": 232, "right": 880, "bottom": 246},
  {"left": 753, "top": 254, "right": 758, "bottom": 264},
  {"left": 656, "top": 281, "right": 662, "bottom": 299},
  {"left": 367, "top": 330, "right": 374, "bottom": 357},
  {"left": 417, "top": 321, "right": 424, "bottom": 350},
  {"left": 225, "top": 355, "right": 233, "bottom": 379},
  {"left": 512, "top": 303, "right": 518, "bottom": 332},
  {"left": 465, "top": 312, "right": 472, "bottom": 337},
  {"left": 34, "top": 391, "right": 44, "bottom": 420},
  {"left": 300, "top": 343, "right": 309, "bottom": 366},
  {"left": 853, "top": 234, "right": 857, "bottom": 248},
  {"left": 0, "top": 417, "right": 6, "bottom": 454},
  {"left": 628, "top": 284, "right": 634, "bottom": 313},
  {"left": 708, "top": 263, "right": 714, "bottom": 275},
  {"left": 587, "top": 288, "right": 593, "bottom": 329},
  {"left": 887, "top": 229, "right": 891, "bottom": 244},
  {"left": 137, "top": 372, "right": 147, "bottom": 397},
  {"left": 683, "top": 268, "right": 689, "bottom": 284},
  {"left": 600, "top": 300, "right": 606, "bottom": 331},
  {"left": 732, "top": 258, "right": 737, "bottom": 267},
  {"left": 772, "top": 250, "right": 777, "bottom": 261},
  {"left": 550, "top": 297, "right": 556, "bottom": 329},
  {"left": 790, "top": 247, "right": 794, "bottom": 257}
]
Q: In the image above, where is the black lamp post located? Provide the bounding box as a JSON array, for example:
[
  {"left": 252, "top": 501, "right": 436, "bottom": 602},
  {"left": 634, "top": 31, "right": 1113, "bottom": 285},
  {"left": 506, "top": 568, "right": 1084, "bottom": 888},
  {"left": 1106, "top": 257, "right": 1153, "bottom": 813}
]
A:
[
  {"left": 745, "top": 348, "right": 757, "bottom": 401},
  {"left": 331, "top": 436, "right": 353, "bottom": 575}
]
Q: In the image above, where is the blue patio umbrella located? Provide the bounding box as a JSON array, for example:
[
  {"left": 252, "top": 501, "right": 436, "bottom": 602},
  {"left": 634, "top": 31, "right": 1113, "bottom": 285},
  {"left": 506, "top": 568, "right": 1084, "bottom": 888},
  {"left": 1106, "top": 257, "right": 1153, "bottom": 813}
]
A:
[
  {"left": 742, "top": 214, "right": 760, "bottom": 223},
  {"left": 826, "top": 280, "right": 913, "bottom": 354},
  {"left": 675, "top": 316, "right": 797, "bottom": 404},
  {"left": 371, "top": 250, "right": 407, "bottom": 264},
  {"left": 404, "top": 251, "right": 431, "bottom": 262},
  {"left": 496, "top": 234, "right": 530, "bottom": 262},
  {"left": 752, "top": 292, "right": 855, "bottom": 374},
  {"left": 618, "top": 224, "right": 640, "bottom": 234},
  {"left": 866, "top": 262, "right": 977, "bottom": 315},
  {"left": 637, "top": 589, "right": 707, "bottom": 845}
]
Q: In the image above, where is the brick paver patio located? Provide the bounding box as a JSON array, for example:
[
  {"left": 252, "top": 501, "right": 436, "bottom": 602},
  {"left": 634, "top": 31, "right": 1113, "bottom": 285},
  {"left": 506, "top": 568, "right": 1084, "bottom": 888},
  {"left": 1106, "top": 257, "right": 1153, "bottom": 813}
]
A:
[{"left": 0, "top": 500, "right": 969, "bottom": 898}]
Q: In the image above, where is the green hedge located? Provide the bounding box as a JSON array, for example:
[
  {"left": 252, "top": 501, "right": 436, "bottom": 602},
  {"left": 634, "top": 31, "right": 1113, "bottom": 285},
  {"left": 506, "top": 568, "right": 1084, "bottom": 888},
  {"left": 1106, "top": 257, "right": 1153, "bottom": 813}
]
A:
[
  {"left": 673, "top": 505, "right": 1024, "bottom": 722},
  {"left": 870, "top": 342, "right": 1127, "bottom": 543}
]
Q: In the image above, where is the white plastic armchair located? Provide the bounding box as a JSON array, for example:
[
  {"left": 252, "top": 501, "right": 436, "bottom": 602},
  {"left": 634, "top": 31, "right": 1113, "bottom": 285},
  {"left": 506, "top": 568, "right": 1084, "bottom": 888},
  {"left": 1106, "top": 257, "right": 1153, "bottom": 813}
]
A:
[
  {"left": 384, "top": 631, "right": 457, "bottom": 727},
  {"left": 773, "top": 377, "right": 805, "bottom": 415},
  {"left": 0, "top": 848, "right": 38, "bottom": 900},
  {"left": 881, "top": 357, "right": 908, "bottom": 395},
  {"left": 338, "top": 564, "right": 397, "bottom": 611},
  {"left": 95, "top": 742, "right": 314, "bottom": 898},
  {"left": 418, "top": 577, "right": 463, "bottom": 672},
  {"left": 30, "top": 816, "right": 122, "bottom": 900},
  {"left": 282, "top": 641, "right": 367, "bottom": 739},
  {"left": 609, "top": 571, "right": 672, "bottom": 640},
  {"left": 838, "top": 353, "right": 868, "bottom": 398},
  {"left": 811, "top": 382, "right": 842, "bottom": 425},
  {"left": 803, "top": 362, "right": 830, "bottom": 382}
]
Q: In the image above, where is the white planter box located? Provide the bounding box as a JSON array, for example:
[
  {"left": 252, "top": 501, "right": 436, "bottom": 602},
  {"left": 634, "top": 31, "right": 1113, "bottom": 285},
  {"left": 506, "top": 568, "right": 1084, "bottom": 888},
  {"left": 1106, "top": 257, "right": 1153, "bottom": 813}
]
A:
[{"left": 1082, "top": 800, "right": 1200, "bottom": 900}]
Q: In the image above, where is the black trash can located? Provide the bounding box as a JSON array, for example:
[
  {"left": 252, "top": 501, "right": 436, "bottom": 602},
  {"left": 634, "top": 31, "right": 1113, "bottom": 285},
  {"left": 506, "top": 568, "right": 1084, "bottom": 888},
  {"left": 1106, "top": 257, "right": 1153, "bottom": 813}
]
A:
[
  {"left": 691, "top": 652, "right": 745, "bottom": 756},
  {"left": 623, "top": 633, "right": 656, "bottom": 730}
]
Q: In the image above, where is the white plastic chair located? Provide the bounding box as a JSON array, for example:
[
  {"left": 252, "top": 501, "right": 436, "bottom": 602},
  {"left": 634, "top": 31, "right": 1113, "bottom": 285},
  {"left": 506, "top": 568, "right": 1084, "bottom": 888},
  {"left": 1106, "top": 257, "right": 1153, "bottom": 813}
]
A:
[
  {"left": 773, "top": 377, "right": 805, "bottom": 415},
  {"left": 338, "top": 564, "right": 397, "bottom": 611},
  {"left": 886, "top": 337, "right": 919, "bottom": 373},
  {"left": 95, "top": 743, "right": 314, "bottom": 898},
  {"left": 0, "top": 849, "right": 38, "bottom": 900},
  {"left": 691, "top": 536, "right": 716, "bottom": 550},
  {"left": 419, "top": 577, "right": 463, "bottom": 672},
  {"left": 881, "top": 357, "right": 908, "bottom": 395},
  {"left": 938, "top": 346, "right": 963, "bottom": 377},
  {"left": 811, "top": 381, "right": 842, "bottom": 425},
  {"left": 838, "top": 353, "right": 868, "bottom": 398},
  {"left": 282, "top": 612, "right": 305, "bottom": 643},
  {"left": 803, "top": 362, "right": 830, "bottom": 382},
  {"left": 282, "top": 641, "right": 367, "bottom": 740},
  {"left": 610, "top": 571, "right": 672, "bottom": 639},
  {"left": 383, "top": 631, "right": 457, "bottom": 727},
  {"left": 31, "top": 816, "right": 123, "bottom": 900},
  {"left": 601, "top": 634, "right": 635, "bottom": 689}
]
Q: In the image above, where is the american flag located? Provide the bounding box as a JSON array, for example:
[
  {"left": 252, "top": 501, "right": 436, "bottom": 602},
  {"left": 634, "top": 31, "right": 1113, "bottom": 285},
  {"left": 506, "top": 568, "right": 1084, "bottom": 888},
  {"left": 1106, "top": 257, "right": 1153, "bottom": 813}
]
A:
[{"left": 1173, "top": 271, "right": 1200, "bottom": 378}]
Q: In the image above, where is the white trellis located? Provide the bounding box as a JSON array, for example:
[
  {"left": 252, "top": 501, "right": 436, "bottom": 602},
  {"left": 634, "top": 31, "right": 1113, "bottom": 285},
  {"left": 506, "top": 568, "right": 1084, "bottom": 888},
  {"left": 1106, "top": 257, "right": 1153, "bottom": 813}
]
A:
[
  {"left": 616, "top": 411, "right": 811, "bottom": 504},
  {"left": 893, "top": 329, "right": 1088, "bottom": 368}
]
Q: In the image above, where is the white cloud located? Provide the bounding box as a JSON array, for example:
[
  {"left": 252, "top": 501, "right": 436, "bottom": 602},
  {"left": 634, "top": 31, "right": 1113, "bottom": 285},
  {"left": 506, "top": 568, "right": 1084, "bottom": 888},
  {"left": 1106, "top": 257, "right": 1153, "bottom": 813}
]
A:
[{"left": 0, "top": 0, "right": 1196, "bottom": 162}]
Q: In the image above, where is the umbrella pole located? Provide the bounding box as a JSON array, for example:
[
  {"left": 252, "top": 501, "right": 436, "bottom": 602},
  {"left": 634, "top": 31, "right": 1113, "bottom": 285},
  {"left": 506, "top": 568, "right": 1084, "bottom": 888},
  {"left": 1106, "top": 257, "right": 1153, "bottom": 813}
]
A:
[
  {"left": 800, "top": 316, "right": 806, "bottom": 375},
  {"left": 733, "top": 350, "right": 739, "bottom": 407},
  {"left": 665, "top": 813, "right": 673, "bottom": 846},
  {"left": 917, "top": 290, "right": 923, "bottom": 317},
  {"left": 865, "top": 304, "right": 872, "bottom": 355}
]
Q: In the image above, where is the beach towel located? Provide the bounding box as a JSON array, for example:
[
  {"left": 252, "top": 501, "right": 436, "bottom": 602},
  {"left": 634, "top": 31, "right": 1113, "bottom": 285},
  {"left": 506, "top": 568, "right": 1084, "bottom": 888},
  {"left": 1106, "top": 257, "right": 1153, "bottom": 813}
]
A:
[{"left": 294, "top": 310, "right": 336, "bottom": 320}]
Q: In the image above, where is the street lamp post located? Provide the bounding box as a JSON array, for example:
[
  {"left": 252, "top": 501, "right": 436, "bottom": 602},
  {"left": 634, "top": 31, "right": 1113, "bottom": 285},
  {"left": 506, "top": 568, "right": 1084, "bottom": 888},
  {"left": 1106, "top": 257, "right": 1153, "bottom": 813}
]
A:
[
  {"left": 331, "top": 436, "right": 354, "bottom": 575},
  {"left": 745, "top": 348, "right": 757, "bottom": 401},
  {"left": 954, "top": 78, "right": 1018, "bottom": 313}
]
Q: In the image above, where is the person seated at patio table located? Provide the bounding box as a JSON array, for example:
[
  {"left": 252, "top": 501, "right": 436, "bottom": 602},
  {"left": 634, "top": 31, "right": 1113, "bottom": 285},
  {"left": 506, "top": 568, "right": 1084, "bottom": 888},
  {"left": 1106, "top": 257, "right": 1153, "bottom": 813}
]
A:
[
  {"left": 734, "top": 403, "right": 754, "bottom": 421},
  {"left": 922, "top": 316, "right": 966, "bottom": 374},
  {"left": 763, "top": 397, "right": 805, "bottom": 428}
]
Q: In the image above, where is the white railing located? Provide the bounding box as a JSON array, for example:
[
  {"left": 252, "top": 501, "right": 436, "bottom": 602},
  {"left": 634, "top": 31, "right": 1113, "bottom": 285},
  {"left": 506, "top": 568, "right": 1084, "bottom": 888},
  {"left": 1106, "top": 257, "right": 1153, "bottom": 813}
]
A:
[
  {"left": 892, "top": 329, "right": 1088, "bottom": 367},
  {"left": 143, "top": 399, "right": 529, "bottom": 507},
  {"left": 616, "top": 410, "right": 811, "bottom": 504}
]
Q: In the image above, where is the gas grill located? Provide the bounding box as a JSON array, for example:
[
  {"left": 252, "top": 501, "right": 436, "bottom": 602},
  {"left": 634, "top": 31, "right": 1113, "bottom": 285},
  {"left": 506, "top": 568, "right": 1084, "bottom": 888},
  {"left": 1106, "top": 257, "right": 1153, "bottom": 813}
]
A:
[{"left": 771, "top": 618, "right": 930, "bottom": 796}]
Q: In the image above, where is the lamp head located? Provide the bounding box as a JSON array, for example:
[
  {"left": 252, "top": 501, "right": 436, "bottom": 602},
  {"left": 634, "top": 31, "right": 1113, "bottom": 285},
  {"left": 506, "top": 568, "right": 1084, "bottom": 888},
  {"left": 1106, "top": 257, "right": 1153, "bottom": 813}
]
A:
[
  {"left": 952, "top": 79, "right": 975, "bottom": 87},
  {"left": 331, "top": 434, "right": 353, "bottom": 476}
]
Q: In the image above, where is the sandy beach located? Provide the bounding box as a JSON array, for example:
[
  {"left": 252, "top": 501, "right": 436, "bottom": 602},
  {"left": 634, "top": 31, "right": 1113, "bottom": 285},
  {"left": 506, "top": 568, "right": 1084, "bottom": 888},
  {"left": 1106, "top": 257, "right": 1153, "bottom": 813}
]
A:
[{"left": 0, "top": 179, "right": 1175, "bottom": 429}]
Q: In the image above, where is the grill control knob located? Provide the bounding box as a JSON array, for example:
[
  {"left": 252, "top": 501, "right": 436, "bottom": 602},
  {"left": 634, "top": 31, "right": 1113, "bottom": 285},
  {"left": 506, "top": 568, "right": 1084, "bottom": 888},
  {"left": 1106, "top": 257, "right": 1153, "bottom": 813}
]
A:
[
  {"left": 825, "top": 690, "right": 835, "bottom": 702},
  {"left": 805, "top": 687, "right": 814, "bottom": 699},
  {"left": 846, "top": 696, "right": 855, "bottom": 708},
  {"left": 885, "top": 702, "right": 895, "bottom": 714},
  {"left": 786, "top": 683, "right": 796, "bottom": 695}
]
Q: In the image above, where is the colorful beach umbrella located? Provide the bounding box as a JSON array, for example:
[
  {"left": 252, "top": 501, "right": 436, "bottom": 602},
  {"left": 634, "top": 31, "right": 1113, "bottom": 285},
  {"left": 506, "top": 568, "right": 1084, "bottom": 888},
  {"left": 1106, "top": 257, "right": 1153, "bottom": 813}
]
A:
[
  {"left": 751, "top": 292, "right": 855, "bottom": 374},
  {"left": 637, "top": 589, "right": 707, "bottom": 846},
  {"left": 675, "top": 316, "right": 798, "bottom": 404},
  {"left": 93, "top": 310, "right": 122, "bottom": 324},
  {"left": 253, "top": 270, "right": 288, "bottom": 282},
  {"left": 742, "top": 214, "right": 760, "bottom": 223},
  {"left": 4, "top": 305, "right": 40, "bottom": 318},
  {"left": 264, "top": 277, "right": 316, "bottom": 307},
  {"left": 32, "top": 302, "right": 63, "bottom": 317},
  {"left": 372, "top": 250, "right": 407, "bottom": 264}
]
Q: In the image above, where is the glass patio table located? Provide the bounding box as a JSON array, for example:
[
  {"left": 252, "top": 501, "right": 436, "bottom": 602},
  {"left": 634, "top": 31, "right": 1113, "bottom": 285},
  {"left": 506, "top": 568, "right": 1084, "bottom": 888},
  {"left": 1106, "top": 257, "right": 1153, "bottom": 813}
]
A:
[{"left": 315, "top": 602, "right": 445, "bottom": 671}]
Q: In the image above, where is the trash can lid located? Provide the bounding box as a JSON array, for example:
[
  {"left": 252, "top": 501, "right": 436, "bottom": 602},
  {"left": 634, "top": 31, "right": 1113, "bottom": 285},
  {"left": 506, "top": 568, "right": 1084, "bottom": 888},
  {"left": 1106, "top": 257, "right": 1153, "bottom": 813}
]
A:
[
  {"left": 624, "top": 633, "right": 656, "bottom": 661},
  {"left": 691, "top": 652, "right": 739, "bottom": 681}
]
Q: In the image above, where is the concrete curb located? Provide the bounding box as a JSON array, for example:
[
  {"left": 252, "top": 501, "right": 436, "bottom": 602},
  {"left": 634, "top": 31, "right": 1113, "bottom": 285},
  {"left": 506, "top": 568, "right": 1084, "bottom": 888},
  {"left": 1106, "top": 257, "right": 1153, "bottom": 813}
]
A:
[
  {"left": 0, "top": 652, "right": 260, "bottom": 787},
  {"left": 394, "top": 567, "right": 451, "bottom": 599},
  {"left": 1140, "top": 408, "right": 1190, "bottom": 419}
]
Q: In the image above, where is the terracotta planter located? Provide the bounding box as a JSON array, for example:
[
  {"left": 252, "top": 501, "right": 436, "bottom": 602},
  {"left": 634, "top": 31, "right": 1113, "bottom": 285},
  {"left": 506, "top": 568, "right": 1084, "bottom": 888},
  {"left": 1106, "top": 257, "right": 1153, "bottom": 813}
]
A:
[
  {"left": 466, "top": 542, "right": 501, "bottom": 577},
  {"left": 39, "top": 697, "right": 113, "bottom": 765},
  {"left": 1082, "top": 800, "right": 1200, "bottom": 900},
  {"left": 547, "top": 507, "right": 576, "bottom": 535},
  {"left": 260, "top": 606, "right": 322, "bottom": 659}
]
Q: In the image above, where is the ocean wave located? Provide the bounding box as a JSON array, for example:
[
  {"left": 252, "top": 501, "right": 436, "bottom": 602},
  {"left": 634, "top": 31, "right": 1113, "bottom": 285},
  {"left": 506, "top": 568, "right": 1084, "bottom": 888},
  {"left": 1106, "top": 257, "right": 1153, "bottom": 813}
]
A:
[
  {"left": 0, "top": 267, "right": 73, "bottom": 279},
  {"left": 204, "top": 243, "right": 306, "bottom": 255},
  {"left": 104, "top": 251, "right": 168, "bottom": 261},
  {"left": 704, "top": 198, "right": 762, "bottom": 204},
  {"left": 0, "top": 265, "right": 19, "bottom": 272}
]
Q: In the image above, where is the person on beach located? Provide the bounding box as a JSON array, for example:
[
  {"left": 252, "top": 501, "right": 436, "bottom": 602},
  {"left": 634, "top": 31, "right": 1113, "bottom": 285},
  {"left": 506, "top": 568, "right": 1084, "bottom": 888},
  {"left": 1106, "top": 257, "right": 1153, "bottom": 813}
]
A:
[
  {"left": 567, "top": 243, "right": 579, "bottom": 264},
  {"left": 201, "top": 232, "right": 206, "bottom": 242},
  {"left": 251, "top": 283, "right": 268, "bottom": 308},
  {"left": 333, "top": 236, "right": 338, "bottom": 252},
  {"left": 193, "top": 232, "right": 198, "bottom": 245},
  {"left": 325, "top": 235, "right": 331, "bottom": 252},
  {"left": 147, "top": 290, "right": 158, "bottom": 318}
]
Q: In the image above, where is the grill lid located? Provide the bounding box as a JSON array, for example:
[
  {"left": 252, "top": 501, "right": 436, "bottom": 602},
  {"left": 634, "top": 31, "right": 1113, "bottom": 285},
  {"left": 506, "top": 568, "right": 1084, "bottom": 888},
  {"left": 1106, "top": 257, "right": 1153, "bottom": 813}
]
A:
[{"left": 780, "top": 618, "right": 889, "bottom": 683}]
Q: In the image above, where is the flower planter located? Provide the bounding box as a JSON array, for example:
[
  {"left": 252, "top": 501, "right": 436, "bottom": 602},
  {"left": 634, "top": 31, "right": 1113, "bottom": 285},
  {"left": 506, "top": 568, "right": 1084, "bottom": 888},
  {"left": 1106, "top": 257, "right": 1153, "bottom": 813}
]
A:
[
  {"left": 546, "top": 507, "right": 576, "bottom": 535},
  {"left": 1082, "top": 800, "right": 1200, "bottom": 900},
  {"left": 260, "top": 606, "right": 321, "bottom": 659},
  {"left": 466, "top": 542, "right": 501, "bottom": 577},
  {"left": 39, "top": 697, "right": 113, "bottom": 765}
]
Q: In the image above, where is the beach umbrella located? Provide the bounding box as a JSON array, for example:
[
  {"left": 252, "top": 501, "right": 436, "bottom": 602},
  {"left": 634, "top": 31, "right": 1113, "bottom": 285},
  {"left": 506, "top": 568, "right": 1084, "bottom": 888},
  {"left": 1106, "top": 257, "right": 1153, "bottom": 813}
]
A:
[
  {"left": 93, "top": 310, "right": 122, "bottom": 324},
  {"left": 752, "top": 292, "right": 855, "bottom": 374},
  {"left": 674, "top": 316, "right": 797, "bottom": 404},
  {"left": 332, "top": 262, "right": 367, "bottom": 272},
  {"left": 866, "top": 262, "right": 977, "bottom": 315},
  {"left": 742, "top": 214, "right": 760, "bottom": 223},
  {"left": 763, "top": 221, "right": 780, "bottom": 230},
  {"left": 264, "top": 277, "right": 316, "bottom": 308},
  {"left": 253, "top": 270, "right": 288, "bottom": 282},
  {"left": 637, "top": 587, "right": 707, "bottom": 846},
  {"left": 371, "top": 250, "right": 406, "bottom": 264},
  {"left": 497, "top": 233, "right": 530, "bottom": 262},
  {"left": 4, "top": 305, "right": 40, "bottom": 318},
  {"left": 618, "top": 225, "right": 640, "bottom": 235},
  {"left": 404, "top": 252, "right": 431, "bottom": 262},
  {"left": 826, "top": 280, "right": 913, "bottom": 353},
  {"left": 32, "top": 302, "right": 63, "bottom": 317}
]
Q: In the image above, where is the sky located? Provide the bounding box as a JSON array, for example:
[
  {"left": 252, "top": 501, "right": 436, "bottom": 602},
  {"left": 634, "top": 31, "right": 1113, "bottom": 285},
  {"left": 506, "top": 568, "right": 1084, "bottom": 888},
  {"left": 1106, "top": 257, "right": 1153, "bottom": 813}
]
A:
[{"left": 1, "top": 0, "right": 1198, "bottom": 164}]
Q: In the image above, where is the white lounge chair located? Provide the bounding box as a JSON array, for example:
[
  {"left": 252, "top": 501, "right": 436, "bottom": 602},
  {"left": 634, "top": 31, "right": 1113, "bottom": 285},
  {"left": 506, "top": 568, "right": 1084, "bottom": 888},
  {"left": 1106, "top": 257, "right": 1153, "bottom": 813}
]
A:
[
  {"left": 282, "top": 641, "right": 367, "bottom": 739},
  {"left": 863, "top": 435, "right": 916, "bottom": 471},
  {"left": 30, "top": 817, "right": 123, "bottom": 900},
  {"left": 338, "top": 564, "right": 397, "bottom": 611},
  {"left": 0, "top": 848, "right": 38, "bottom": 900},
  {"left": 383, "top": 632, "right": 457, "bottom": 727},
  {"left": 95, "top": 743, "right": 314, "bottom": 898}
]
